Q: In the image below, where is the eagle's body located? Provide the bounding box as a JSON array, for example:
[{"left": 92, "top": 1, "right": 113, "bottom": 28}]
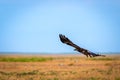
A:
[{"left": 59, "top": 34, "right": 105, "bottom": 57}]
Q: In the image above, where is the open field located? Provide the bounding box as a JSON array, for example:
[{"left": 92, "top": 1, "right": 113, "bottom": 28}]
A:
[{"left": 0, "top": 54, "right": 120, "bottom": 80}]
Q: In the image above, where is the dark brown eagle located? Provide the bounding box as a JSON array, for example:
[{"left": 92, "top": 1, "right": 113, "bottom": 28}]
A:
[{"left": 59, "top": 34, "right": 105, "bottom": 57}]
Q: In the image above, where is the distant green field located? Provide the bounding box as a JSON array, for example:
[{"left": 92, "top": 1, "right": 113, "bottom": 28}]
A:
[{"left": 0, "top": 57, "right": 53, "bottom": 62}]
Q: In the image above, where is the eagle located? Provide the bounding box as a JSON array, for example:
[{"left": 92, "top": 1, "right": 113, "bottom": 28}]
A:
[{"left": 59, "top": 34, "right": 105, "bottom": 57}]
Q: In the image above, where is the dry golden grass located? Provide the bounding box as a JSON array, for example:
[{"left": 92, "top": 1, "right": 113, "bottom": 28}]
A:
[{"left": 0, "top": 54, "right": 120, "bottom": 80}]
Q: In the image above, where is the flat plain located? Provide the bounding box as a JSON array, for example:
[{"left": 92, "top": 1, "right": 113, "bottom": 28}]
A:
[{"left": 0, "top": 54, "right": 120, "bottom": 80}]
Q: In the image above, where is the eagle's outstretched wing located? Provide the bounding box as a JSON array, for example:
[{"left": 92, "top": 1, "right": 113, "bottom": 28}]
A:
[
  {"left": 59, "top": 34, "right": 105, "bottom": 57},
  {"left": 59, "top": 34, "right": 80, "bottom": 49}
]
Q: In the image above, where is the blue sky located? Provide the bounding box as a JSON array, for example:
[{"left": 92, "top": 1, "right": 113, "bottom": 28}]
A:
[{"left": 0, "top": 0, "right": 120, "bottom": 53}]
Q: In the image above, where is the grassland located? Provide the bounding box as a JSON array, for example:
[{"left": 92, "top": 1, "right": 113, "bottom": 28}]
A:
[{"left": 0, "top": 54, "right": 120, "bottom": 80}]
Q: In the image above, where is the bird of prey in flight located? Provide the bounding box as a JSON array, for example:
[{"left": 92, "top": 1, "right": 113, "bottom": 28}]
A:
[{"left": 59, "top": 34, "right": 105, "bottom": 57}]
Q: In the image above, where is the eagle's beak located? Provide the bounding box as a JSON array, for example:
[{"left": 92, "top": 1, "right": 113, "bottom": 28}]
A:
[{"left": 74, "top": 49, "right": 77, "bottom": 51}]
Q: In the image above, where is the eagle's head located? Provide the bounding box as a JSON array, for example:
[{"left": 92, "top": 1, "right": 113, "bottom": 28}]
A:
[{"left": 74, "top": 48, "right": 78, "bottom": 51}]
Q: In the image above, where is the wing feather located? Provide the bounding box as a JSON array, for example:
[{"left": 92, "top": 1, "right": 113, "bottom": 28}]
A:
[{"left": 59, "top": 34, "right": 80, "bottom": 49}]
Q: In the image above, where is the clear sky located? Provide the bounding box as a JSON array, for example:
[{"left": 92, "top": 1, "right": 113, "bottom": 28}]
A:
[{"left": 0, "top": 0, "right": 120, "bottom": 53}]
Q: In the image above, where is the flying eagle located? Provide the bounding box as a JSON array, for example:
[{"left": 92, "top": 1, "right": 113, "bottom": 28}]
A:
[{"left": 59, "top": 34, "right": 105, "bottom": 57}]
